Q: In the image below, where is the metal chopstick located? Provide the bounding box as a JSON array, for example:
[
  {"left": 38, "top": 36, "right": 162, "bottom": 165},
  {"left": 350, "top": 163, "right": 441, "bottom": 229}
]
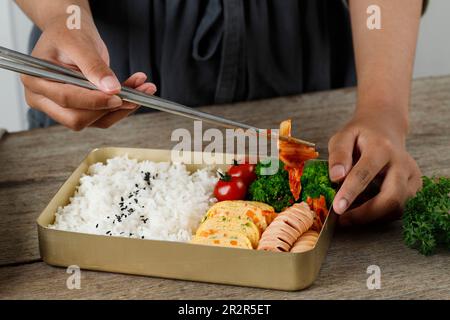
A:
[{"left": 0, "top": 46, "right": 316, "bottom": 147}]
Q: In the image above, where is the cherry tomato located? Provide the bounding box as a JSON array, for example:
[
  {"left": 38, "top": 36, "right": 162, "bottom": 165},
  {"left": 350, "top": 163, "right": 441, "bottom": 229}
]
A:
[
  {"left": 214, "top": 173, "right": 247, "bottom": 201},
  {"left": 228, "top": 160, "right": 257, "bottom": 185}
]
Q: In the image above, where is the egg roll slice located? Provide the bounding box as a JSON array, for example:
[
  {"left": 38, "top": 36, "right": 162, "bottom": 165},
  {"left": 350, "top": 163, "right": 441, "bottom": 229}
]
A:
[
  {"left": 206, "top": 205, "right": 267, "bottom": 234},
  {"left": 244, "top": 201, "right": 278, "bottom": 225},
  {"left": 205, "top": 200, "right": 275, "bottom": 232},
  {"left": 196, "top": 215, "right": 260, "bottom": 248},
  {"left": 191, "top": 230, "right": 252, "bottom": 249}
]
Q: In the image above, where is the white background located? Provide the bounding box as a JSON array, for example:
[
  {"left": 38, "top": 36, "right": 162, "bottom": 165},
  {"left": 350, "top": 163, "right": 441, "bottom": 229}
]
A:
[{"left": 1, "top": 0, "right": 450, "bottom": 132}]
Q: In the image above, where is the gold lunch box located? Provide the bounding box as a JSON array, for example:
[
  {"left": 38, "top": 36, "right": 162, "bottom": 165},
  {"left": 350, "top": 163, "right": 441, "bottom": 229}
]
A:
[{"left": 37, "top": 147, "right": 336, "bottom": 291}]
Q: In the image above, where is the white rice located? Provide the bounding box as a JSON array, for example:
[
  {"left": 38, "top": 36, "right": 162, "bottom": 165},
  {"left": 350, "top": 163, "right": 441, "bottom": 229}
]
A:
[{"left": 49, "top": 155, "right": 218, "bottom": 242}]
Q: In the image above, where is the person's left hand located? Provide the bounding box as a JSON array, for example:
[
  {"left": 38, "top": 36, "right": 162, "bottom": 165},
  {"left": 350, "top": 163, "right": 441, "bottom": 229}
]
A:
[{"left": 327, "top": 107, "right": 422, "bottom": 226}]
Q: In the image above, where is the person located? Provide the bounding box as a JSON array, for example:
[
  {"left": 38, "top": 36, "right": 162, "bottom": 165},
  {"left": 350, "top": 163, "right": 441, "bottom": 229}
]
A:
[{"left": 16, "top": 0, "right": 425, "bottom": 226}]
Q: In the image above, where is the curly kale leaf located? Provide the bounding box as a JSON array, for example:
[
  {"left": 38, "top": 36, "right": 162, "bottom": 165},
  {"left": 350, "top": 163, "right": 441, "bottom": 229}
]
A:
[{"left": 403, "top": 176, "right": 450, "bottom": 255}]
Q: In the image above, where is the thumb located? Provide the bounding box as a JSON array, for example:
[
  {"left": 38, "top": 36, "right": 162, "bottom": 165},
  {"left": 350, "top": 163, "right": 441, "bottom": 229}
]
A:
[
  {"left": 62, "top": 40, "right": 121, "bottom": 94},
  {"left": 328, "top": 128, "right": 357, "bottom": 182}
]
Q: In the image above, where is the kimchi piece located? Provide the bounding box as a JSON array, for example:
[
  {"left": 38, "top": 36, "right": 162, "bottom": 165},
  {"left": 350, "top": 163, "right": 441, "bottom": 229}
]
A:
[
  {"left": 306, "top": 195, "right": 328, "bottom": 231},
  {"left": 279, "top": 120, "right": 319, "bottom": 200}
]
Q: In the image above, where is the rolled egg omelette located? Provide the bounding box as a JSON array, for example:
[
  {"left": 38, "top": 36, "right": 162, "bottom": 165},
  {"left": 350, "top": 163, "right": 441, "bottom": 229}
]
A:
[{"left": 191, "top": 201, "right": 276, "bottom": 249}]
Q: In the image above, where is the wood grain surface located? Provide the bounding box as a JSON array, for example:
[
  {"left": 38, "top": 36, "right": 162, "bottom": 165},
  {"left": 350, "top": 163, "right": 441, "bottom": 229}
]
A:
[{"left": 0, "top": 76, "right": 449, "bottom": 299}]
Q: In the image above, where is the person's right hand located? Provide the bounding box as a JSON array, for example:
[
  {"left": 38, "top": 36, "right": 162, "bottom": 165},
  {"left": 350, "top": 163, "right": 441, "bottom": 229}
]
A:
[{"left": 21, "top": 13, "right": 156, "bottom": 130}]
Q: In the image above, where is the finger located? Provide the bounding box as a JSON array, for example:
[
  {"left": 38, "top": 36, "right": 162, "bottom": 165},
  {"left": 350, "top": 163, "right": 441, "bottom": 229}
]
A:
[
  {"left": 133, "top": 82, "right": 157, "bottom": 95},
  {"left": 328, "top": 128, "right": 358, "bottom": 182},
  {"left": 408, "top": 174, "right": 422, "bottom": 194},
  {"left": 333, "top": 151, "right": 390, "bottom": 214},
  {"left": 91, "top": 107, "right": 139, "bottom": 129},
  {"left": 91, "top": 83, "right": 156, "bottom": 128},
  {"left": 25, "top": 90, "right": 108, "bottom": 131},
  {"left": 123, "top": 72, "right": 148, "bottom": 88},
  {"left": 60, "top": 41, "right": 121, "bottom": 94},
  {"left": 117, "top": 73, "right": 156, "bottom": 110},
  {"left": 407, "top": 167, "right": 423, "bottom": 197},
  {"left": 100, "top": 82, "right": 156, "bottom": 115},
  {"left": 21, "top": 75, "right": 123, "bottom": 110},
  {"left": 339, "top": 168, "right": 408, "bottom": 226},
  {"left": 117, "top": 81, "right": 158, "bottom": 110},
  {"left": 21, "top": 72, "right": 152, "bottom": 111}
]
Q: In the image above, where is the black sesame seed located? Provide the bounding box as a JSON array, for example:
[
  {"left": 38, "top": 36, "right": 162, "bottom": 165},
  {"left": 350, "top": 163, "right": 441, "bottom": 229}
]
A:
[{"left": 96, "top": 224, "right": 98, "bottom": 228}]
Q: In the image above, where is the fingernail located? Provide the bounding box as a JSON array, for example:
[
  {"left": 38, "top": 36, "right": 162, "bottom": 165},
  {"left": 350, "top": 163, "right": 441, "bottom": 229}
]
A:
[
  {"left": 144, "top": 84, "right": 157, "bottom": 93},
  {"left": 146, "top": 83, "right": 157, "bottom": 93},
  {"left": 330, "top": 164, "right": 346, "bottom": 181},
  {"left": 107, "top": 96, "right": 123, "bottom": 108},
  {"left": 100, "top": 76, "right": 121, "bottom": 92},
  {"left": 335, "top": 198, "right": 348, "bottom": 214},
  {"left": 136, "top": 72, "right": 147, "bottom": 79},
  {"left": 138, "top": 83, "right": 157, "bottom": 95}
]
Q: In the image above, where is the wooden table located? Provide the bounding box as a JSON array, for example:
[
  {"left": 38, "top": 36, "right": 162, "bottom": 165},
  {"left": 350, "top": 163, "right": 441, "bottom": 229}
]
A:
[{"left": 0, "top": 76, "right": 449, "bottom": 300}]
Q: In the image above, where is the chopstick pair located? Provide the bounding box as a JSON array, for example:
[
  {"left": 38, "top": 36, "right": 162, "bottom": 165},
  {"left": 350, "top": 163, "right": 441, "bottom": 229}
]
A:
[{"left": 0, "top": 46, "right": 315, "bottom": 148}]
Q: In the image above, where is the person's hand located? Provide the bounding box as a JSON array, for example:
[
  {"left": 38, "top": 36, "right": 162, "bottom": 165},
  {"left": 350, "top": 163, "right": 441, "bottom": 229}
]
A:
[
  {"left": 328, "top": 107, "right": 422, "bottom": 226},
  {"left": 21, "top": 13, "right": 156, "bottom": 130}
]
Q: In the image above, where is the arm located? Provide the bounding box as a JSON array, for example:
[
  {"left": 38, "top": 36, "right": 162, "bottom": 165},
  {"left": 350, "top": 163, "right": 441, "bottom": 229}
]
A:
[
  {"left": 351, "top": 0, "right": 422, "bottom": 133},
  {"left": 328, "top": 0, "right": 423, "bottom": 225},
  {"left": 15, "top": 0, "right": 156, "bottom": 130},
  {"left": 15, "top": 0, "right": 92, "bottom": 31}
]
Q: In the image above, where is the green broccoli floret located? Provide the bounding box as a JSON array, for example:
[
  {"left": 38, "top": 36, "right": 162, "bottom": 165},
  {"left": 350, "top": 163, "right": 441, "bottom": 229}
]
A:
[
  {"left": 248, "top": 160, "right": 294, "bottom": 212},
  {"left": 301, "top": 161, "right": 330, "bottom": 187},
  {"left": 300, "top": 161, "right": 336, "bottom": 207},
  {"left": 403, "top": 176, "right": 450, "bottom": 255}
]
